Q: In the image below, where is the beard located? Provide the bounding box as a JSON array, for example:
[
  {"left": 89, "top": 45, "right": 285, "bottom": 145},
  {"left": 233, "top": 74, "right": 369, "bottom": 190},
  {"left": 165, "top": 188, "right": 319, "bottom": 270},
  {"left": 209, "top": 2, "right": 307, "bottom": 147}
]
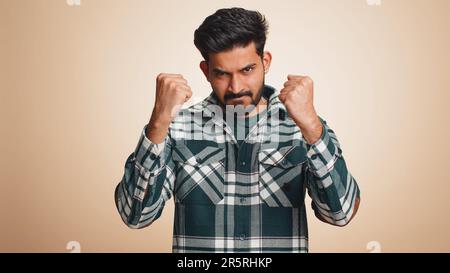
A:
[
  {"left": 217, "top": 78, "right": 266, "bottom": 120},
  {"left": 215, "top": 77, "right": 265, "bottom": 109}
]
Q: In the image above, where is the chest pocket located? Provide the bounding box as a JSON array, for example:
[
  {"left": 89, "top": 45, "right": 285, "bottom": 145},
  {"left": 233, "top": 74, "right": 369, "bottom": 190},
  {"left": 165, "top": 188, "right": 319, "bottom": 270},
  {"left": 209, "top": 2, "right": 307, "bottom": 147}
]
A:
[
  {"left": 258, "top": 145, "right": 307, "bottom": 207},
  {"left": 172, "top": 144, "right": 225, "bottom": 205}
]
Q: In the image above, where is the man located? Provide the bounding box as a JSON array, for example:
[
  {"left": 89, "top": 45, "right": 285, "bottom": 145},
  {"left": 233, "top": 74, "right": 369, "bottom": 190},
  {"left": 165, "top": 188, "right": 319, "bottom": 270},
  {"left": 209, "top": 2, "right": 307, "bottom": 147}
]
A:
[{"left": 115, "top": 7, "right": 360, "bottom": 253}]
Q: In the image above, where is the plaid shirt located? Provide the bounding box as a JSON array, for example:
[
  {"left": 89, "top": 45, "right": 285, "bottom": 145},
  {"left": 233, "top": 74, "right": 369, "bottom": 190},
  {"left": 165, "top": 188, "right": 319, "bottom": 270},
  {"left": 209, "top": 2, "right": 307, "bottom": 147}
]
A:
[{"left": 115, "top": 85, "right": 360, "bottom": 253}]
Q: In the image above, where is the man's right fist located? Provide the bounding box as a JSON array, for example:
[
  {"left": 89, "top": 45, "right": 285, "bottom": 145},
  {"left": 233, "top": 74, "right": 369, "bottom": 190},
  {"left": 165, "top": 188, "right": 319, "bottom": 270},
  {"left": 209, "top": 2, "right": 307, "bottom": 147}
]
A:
[
  {"left": 147, "top": 73, "right": 192, "bottom": 143},
  {"left": 154, "top": 73, "right": 192, "bottom": 119}
]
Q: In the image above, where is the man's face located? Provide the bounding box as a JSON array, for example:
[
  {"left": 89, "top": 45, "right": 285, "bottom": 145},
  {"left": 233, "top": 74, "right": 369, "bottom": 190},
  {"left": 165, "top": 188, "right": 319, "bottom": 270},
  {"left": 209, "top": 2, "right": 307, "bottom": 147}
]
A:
[{"left": 200, "top": 42, "right": 272, "bottom": 108}]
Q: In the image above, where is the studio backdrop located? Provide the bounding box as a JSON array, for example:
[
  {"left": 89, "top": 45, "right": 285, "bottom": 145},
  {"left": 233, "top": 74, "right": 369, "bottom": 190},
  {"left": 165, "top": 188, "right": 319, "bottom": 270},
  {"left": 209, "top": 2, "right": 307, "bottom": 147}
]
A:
[{"left": 1, "top": 0, "right": 449, "bottom": 252}]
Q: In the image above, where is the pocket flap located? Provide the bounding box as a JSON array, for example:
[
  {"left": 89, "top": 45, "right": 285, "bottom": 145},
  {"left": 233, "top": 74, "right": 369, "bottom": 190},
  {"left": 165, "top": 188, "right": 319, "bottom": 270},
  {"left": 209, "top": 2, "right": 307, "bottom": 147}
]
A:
[
  {"left": 259, "top": 145, "right": 307, "bottom": 168},
  {"left": 172, "top": 144, "right": 225, "bottom": 165}
]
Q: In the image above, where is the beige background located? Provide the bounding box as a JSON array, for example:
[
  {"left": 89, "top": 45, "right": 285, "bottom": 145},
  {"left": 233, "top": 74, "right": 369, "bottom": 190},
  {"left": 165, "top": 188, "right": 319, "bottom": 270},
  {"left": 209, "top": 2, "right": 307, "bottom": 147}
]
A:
[{"left": 1, "top": 0, "right": 449, "bottom": 252}]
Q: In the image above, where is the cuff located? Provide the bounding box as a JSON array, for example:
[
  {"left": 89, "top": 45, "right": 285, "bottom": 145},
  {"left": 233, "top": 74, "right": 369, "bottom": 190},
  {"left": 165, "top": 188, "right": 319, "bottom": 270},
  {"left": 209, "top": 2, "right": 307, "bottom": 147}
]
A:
[
  {"left": 305, "top": 120, "right": 340, "bottom": 178},
  {"left": 134, "top": 124, "right": 167, "bottom": 172}
]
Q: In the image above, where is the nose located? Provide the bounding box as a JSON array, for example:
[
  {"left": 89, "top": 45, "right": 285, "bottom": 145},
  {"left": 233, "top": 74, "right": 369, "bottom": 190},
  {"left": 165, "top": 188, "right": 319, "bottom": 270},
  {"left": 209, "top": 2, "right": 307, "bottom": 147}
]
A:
[{"left": 228, "top": 74, "right": 243, "bottom": 94}]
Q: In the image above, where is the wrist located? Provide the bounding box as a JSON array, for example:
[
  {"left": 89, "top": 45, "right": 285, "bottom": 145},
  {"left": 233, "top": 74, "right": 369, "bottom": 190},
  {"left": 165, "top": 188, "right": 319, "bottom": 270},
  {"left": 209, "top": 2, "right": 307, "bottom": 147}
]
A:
[
  {"left": 297, "top": 116, "right": 323, "bottom": 144},
  {"left": 149, "top": 115, "right": 171, "bottom": 129},
  {"left": 149, "top": 106, "right": 172, "bottom": 127},
  {"left": 146, "top": 110, "right": 172, "bottom": 143}
]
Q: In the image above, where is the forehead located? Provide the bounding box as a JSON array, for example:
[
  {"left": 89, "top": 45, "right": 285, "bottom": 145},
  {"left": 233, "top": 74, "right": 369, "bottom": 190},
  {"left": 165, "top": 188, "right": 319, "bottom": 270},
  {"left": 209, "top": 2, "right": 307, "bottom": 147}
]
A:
[{"left": 208, "top": 42, "right": 260, "bottom": 70}]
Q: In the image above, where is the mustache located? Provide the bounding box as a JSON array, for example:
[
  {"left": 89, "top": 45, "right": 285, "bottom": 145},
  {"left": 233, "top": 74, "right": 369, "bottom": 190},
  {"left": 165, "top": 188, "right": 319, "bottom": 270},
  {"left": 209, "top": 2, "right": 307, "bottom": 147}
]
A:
[{"left": 224, "top": 90, "right": 253, "bottom": 100}]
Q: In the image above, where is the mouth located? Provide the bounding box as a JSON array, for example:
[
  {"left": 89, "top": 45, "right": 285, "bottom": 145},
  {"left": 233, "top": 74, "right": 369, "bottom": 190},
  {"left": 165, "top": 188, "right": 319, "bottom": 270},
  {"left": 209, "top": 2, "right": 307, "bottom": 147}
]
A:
[
  {"left": 225, "top": 96, "right": 251, "bottom": 105},
  {"left": 224, "top": 90, "right": 253, "bottom": 102},
  {"left": 228, "top": 96, "right": 248, "bottom": 101},
  {"left": 225, "top": 94, "right": 251, "bottom": 101}
]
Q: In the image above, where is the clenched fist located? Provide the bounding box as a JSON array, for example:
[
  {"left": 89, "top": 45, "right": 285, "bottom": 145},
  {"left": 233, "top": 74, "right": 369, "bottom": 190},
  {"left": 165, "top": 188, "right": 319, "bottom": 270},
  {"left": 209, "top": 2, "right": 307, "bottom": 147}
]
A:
[
  {"left": 147, "top": 73, "right": 192, "bottom": 143},
  {"left": 279, "top": 75, "right": 323, "bottom": 144}
]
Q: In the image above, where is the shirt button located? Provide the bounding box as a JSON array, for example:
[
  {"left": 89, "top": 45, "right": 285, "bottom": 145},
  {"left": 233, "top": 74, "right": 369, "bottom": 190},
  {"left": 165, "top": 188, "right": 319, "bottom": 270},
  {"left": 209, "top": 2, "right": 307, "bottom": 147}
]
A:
[
  {"left": 282, "top": 159, "right": 288, "bottom": 165},
  {"left": 239, "top": 197, "right": 246, "bottom": 204},
  {"left": 241, "top": 161, "right": 246, "bottom": 166},
  {"left": 144, "top": 171, "right": 151, "bottom": 179},
  {"left": 239, "top": 234, "right": 246, "bottom": 241},
  {"left": 149, "top": 154, "right": 157, "bottom": 160},
  {"left": 311, "top": 154, "right": 318, "bottom": 160}
]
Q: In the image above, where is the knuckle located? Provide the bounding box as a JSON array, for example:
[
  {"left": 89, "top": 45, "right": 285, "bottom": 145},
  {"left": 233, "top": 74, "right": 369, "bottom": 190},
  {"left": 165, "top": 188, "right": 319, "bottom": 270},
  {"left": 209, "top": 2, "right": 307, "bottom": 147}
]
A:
[
  {"left": 175, "top": 85, "right": 183, "bottom": 93},
  {"left": 303, "top": 77, "right": 313, "bottom": 85},
  {"left": 168, "top": 81, "right": 176, "bottom": 89},
  {"left": 157, "top": 73, "right": 165, "bottom": 81},
  {"left": 175, "top": 73, "right": 183, "bottom": 78}
]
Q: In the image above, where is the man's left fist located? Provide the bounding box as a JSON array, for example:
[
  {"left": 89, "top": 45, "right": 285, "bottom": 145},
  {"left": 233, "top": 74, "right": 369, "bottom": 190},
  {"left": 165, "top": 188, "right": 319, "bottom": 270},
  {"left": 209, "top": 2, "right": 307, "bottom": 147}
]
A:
[{"left": 279, "top": 75, "right": 323, "bottom": 144}]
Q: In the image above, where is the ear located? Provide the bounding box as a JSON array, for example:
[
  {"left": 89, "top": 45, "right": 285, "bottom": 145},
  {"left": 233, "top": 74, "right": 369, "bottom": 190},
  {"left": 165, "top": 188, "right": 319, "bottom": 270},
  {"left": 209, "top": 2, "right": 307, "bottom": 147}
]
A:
[
  {"left": 262, "top": 51, "right": 272, "bottom": 74},
  {"left": 199, "top": 61, "right": 210, "bottom": 82}
]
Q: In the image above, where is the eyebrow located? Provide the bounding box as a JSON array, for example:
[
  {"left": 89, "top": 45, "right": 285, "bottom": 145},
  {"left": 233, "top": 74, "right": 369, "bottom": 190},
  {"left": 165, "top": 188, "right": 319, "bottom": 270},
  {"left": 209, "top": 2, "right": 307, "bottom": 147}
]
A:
[{"left": 212, "top": 63, "right": 257, "bottom": 75}]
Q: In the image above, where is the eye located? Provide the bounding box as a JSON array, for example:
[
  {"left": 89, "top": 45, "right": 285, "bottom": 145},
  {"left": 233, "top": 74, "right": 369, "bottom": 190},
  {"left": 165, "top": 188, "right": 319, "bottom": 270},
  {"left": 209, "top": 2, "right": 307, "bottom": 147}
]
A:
[
  {"left": 242, "top": 66, "right": 254, "bottom": 73},
  {"left": 214, "top": 71, "right": 226, "bottom": 77}
]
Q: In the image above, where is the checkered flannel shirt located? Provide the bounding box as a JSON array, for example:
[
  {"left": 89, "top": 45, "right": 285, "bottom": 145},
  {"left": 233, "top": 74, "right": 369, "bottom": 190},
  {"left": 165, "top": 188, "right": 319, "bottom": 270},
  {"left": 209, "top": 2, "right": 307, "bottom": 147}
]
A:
[{"left": 115, "top": 85, "right": 360, "bottom": 253}]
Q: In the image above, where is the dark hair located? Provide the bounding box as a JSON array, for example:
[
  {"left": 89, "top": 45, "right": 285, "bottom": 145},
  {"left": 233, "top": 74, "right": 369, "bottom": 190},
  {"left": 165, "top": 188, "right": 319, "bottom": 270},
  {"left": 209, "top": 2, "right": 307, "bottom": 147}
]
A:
[{"left": 194, "top": 7, "right": 268, "bottom": 62}]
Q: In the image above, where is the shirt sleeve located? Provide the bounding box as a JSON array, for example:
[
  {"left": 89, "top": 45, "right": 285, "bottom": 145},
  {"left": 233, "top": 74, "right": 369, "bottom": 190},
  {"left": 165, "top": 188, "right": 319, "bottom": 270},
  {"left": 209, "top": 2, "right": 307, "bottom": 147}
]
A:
[
  {"left": 114, "top": 125, "right": 176, "bottom": 229},
  {"left": 304, "top": 117, "right": 361, "bottom": 226}
]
